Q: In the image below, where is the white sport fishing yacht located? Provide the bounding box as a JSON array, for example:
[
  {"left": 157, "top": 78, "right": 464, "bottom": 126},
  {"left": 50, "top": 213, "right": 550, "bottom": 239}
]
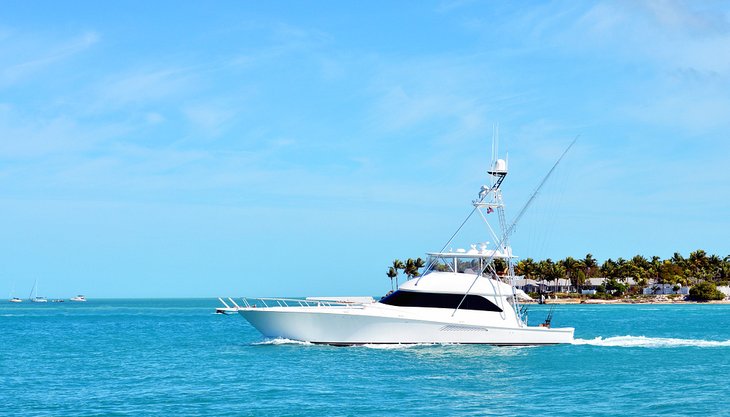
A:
[{"left": 225, "top": 142, "right": 575, "bottom": 345}]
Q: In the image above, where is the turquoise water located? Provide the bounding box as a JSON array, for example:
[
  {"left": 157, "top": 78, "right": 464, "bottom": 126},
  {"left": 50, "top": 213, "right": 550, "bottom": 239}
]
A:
[{"left": 2, "top": 300, "right": 730, "bottom": 416}]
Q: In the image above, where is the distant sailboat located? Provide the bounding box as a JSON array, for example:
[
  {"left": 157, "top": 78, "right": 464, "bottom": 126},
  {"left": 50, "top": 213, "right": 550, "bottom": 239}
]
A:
[{"left": 29, "top": 279, "right": 48, "bottom": 303}]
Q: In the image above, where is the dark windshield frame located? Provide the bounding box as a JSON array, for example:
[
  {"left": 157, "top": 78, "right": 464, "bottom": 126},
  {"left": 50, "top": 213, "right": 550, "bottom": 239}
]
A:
[{"left": 380, "top": 290, "right": 503, "bottom": 312}]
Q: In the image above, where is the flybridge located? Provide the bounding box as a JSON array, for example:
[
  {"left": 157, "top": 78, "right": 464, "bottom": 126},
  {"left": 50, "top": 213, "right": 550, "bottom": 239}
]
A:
[{"left": 423, "top": 246, "right": 516, "bottom": 276}]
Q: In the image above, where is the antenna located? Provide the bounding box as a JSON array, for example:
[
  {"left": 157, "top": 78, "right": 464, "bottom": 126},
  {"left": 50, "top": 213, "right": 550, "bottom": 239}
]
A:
[
  {"left": 490, "top": 124, "right": 497, "bottom": 187},
  {"left": 494, "top": 123, "right": 498, "bottom": 168}
]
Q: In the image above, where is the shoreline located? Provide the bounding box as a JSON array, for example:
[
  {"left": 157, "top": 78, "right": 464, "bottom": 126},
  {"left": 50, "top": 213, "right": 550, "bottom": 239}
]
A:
[{"left": 528, "top": 298, "right": 730, "bottom": 305}]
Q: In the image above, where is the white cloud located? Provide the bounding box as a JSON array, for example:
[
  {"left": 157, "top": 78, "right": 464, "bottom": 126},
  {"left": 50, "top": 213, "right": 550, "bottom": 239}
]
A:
[
  {"left": 95, "top": 67, "right": 195, "bottom": 109},
  {"left": 0, "top": 107, "right": 129, "bottom": 158},
  {"left": 374, "top": 86, "right": 446, "bottom": 130},
  {"left": 571, "top": 1, "right": 730, "bottom": 73},
  {"left": 643, "top": 0, "right": 728, "bottom": 34},
  {"left": 367, "top": 55, "right": 497, "bottom": 135},
  {"left": 0, "top": 30, "right": 99, "bottom": 86}
]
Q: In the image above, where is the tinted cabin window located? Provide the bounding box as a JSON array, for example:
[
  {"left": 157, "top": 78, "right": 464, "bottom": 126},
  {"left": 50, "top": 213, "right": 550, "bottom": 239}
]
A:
[{"left": 380, "top": 291, "right": 502, "bottom": 312}]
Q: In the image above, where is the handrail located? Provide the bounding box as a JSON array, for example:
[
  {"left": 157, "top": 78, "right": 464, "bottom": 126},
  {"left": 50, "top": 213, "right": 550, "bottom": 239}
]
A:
[
  {"left": 216, "top": 297, "right": 368, "bottom": 315},
  {"left": 239, "top": 297, "right": 361, "bottom": 308}
]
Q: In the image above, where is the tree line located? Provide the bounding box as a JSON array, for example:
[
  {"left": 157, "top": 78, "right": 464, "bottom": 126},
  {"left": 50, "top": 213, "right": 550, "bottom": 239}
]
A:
[
  {"left": 387, "top": 250, "right": 730, "bottom": 294},
  {"left": 515, "top": 250, "right": 730, "bottom": 292}
]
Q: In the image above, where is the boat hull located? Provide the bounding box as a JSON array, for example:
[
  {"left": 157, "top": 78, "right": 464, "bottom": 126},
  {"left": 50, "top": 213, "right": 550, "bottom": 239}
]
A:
[{"left": 239, "top": 307, "right": 574, "bottom": 345}]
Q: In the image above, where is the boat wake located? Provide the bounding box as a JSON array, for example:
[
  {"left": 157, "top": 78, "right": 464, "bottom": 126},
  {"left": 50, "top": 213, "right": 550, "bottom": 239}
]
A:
[
  {"left": 573, "top": 335, "right": 730, "bottom": 348},
  {"left": 253, "top": 338, "right": 313, "bottom": 346},
  {"left": 360, "top": 343, "right": 441, "bottom": 350}
]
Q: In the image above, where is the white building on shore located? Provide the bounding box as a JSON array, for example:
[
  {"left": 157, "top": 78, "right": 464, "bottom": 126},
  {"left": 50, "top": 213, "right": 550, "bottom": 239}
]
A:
[
  {"left": 642, "top": 283, "right": 690, "bottom": 295},
  {"left": 513, "top": 277, "right": 573, "bottom": 293}
]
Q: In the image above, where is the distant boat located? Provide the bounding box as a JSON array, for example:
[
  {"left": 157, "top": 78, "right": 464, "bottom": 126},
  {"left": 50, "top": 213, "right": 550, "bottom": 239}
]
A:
[
  {"left": 9, "top": 283, "right": 22, "bottom": 302},
  {"left": 51, "top": 299, "right": 65, "bottom": 303},
  {"left": 28, "top": 279, "right": 48, "bottom": 303},
  {"left": 70, "top": 295, "right": 87, "bottom": 302}
]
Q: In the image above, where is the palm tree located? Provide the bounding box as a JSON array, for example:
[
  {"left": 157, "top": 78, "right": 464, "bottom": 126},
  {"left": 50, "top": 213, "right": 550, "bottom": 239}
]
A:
[
  {"left": 720, "top": 255, "right": 730, "bottom": 281},
  {"left": 414, "top": 258, "right": 426, "bottom": 277},
  {"left": 601, "top": 258, "right": 617, "bottom": 279},
  {"left": 689, "top": 249, "right": 710, "bottom": 280},
  {"left": 581, "top": 253, "right": 598, "bottom": 278},
  {"left": 402, "top": 257, "right": 426, "bottom": 280},
  {"left": 386, "top": 267, "right": 397, "bottom": 292},
  {"left": 538, "top": 259, "right": 565, "bottom": 293},
  {"left": 650, "top": 256, "right": 662, "bottom": 283},
  {"left": 392, "top": 259, "right": 405, "bottom": 287},
  {"left": 671, "top": 252, "right": 687, "bottom": 277},
  {"left": 631, "top": 255, "right": 649, "bottom": 277},
  {"left": 708, "top": 254, "right": 722, "bottom": 281},
  {"left": 516, "top": 258, "right": 537, "bottom": 279},
  {"left": 404, "top": 258, "right": 416, "bottom": 280},
  {"left": 558, "top": 257, "right": 576, "bottom": 292},
  {"left": 615, "top": 257, "right": 629, "bottom": 282}
]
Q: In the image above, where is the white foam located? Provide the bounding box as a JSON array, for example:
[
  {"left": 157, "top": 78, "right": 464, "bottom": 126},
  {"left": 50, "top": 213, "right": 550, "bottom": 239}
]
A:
[
  {"left": 253, "top": 338, "right": 313, "bottom": 346},
  {"left": 573, "top": 335, "right": 730, "bottom": 348},
  {"left": 256, "top": 336, "right": 730, "bottom": 349},
  {"left": 360, "top": 343, "right": 439, "bottom": 350},
  {"left": 360, "top": 343, "right": 536, "bottom": 352}
]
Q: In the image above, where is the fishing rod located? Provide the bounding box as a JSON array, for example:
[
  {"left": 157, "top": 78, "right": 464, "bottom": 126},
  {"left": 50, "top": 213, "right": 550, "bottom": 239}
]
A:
[{"left": 543, "top": 304, "right": 556, "bottom": 328}]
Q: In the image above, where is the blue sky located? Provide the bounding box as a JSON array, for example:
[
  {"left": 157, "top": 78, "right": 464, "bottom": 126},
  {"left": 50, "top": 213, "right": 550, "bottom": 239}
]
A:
[{"left": 1, "top": 1, "right": 729, "bottom": 298}]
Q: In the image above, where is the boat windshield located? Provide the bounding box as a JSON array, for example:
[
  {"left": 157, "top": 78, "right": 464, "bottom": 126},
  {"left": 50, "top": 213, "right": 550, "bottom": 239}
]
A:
[{"left": 380, "top": 290, "right": 502, "bottom": 312}]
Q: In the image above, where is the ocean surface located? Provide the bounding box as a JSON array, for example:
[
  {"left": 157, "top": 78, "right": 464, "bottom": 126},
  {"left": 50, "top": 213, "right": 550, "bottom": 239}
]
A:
[{"left": 2, "top": 299, "right": 730, "bottom": 417}]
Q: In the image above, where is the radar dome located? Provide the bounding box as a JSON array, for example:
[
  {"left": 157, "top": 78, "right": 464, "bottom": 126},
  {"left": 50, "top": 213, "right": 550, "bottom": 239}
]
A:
[{"left": 488, "top": 158, "right": 508, "bottom": 175}]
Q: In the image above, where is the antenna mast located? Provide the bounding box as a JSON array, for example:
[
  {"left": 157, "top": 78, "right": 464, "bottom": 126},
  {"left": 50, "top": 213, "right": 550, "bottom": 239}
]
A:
[{"left": 452, "top": 136, "right": 578, "bottom": 318}]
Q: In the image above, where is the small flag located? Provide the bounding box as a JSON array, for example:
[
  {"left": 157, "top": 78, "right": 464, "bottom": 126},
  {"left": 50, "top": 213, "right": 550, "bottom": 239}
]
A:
[{"left": 487, "top": 207, "right": 494, "bottom": 214}]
